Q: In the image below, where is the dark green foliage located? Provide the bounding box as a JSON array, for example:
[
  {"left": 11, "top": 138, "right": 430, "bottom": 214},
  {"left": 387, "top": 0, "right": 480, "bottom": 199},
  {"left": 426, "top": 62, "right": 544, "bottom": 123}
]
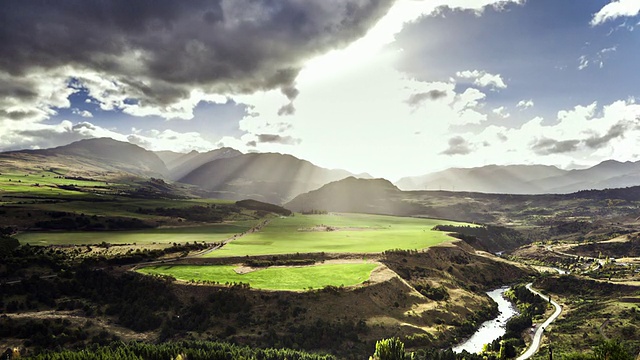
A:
[
  {"left": 504, "top": 284, "right": 546, "bottom": 318},
  {"left": 236, "top": 199, "right": 292, "bottom": 216},
  {"left": 561, "top": 340, "right": 635, "bottom": 360},
  {"left": 301, "top": 209, "right": 328, "bottom": 215},
  {"left": 244, "top": 258, "right": 316, "bottom": 268},
  {"left": 33, "top": 216, "right": 153, "bottom": 231},
  {"left": 414, "top": 283, "right": 449, "bottom": 301},
  {"left": 432, "top": 225, "right": 527, "bottom": 252},
  {"left": 23, "top": 340, "right": 336, "bottom": 360},
  {"left": 137, "top": 204, "right": 238, "bottom": 222},
  {"left": 0, "top": 235, "right": 20, "bottom": 255},
  {"left": 592, "top": 339, "right": 634, "bottom": 360},
  {"left": 0, "top": 317, "right": 103, "bottom": 350},
  {"left": 534, "top": 275, "right": 637, "bottom": 297},
  {"left": 372, "top": 338, "right": 406, "bottom": 360},
  {"left": 413, "top": 348, "right": 493, "bottom": 360}
]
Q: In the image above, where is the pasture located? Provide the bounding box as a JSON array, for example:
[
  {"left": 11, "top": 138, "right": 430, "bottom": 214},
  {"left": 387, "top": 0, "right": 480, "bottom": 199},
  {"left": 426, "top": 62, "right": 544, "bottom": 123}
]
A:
[
  {"left": 205, "top": 213, "right": 473, "bottom": 257},
  {"left": 16, "top": 221, "right": 255, "bottom": 246},
  {"left": 137, "top": 263, "right": 378, "bottom": 290},
  {"left": 0, "top": 172, "right": 98, "bottom": 198}
]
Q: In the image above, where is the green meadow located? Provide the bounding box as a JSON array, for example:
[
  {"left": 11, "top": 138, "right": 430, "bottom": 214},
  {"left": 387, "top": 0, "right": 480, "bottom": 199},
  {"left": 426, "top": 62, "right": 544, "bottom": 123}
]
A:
[
  {"left": 138, "top": 263, "right": 378, "bottom": 290},
  {"left": 205, "top": 213, "right": 473, "bottom": 257},
  {"left": 17, "top": 222, "right": 255, "bottom": 246},
  {"left": 0, "top": 171, "right": 110, "bottom": 199}
]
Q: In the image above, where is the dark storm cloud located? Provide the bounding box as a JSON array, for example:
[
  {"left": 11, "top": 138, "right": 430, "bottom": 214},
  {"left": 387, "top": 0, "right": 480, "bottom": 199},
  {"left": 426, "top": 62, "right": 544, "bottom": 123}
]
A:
[
  {"left": 531, "top": 138, "right": 580, "bottom": 155},
  {"left": 277, "top": 103, "right": 296, "bottom": 116},
  {"left": 281, "top": 85, "right": 300, "bottom": 101},
  {"left": 441, "top": 136, "right": 472, "bottom": 155},
  {"left": 405, "top": 90, "right": 448, "bottom": 107},
  {"left": 584, "top": 123, "right": 626, "bottom": 149},
  {"left": 0, "top": 0, "right": 394, "bottom": 108},
  {"left": 256, "top": 134, "right": 301, "bottom": 145}
]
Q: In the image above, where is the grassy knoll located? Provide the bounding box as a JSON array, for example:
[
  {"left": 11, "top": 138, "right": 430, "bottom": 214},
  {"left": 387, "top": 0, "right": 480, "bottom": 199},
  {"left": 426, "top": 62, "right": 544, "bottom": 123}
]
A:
[
  {"left": 17, "top": 222, "right": 255, "bottom": 246},
  {"left": 138, "top": 263, "right": 378, "bottom": 290},
  {"left": 206, "top": 213, "right": 473, "bottom": 257}
]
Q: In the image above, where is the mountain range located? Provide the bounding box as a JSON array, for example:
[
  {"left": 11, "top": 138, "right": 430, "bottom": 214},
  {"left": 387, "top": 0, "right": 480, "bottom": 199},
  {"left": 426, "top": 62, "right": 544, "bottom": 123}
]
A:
[
  {"left": 395, "top": 161, "right": 640, "bottom": 194},
  {"left": 0, "top": 138, "right": 365, "bottom": 204},
  {"left": 3, "top": 137, "right": 640, "bottom": 204}
]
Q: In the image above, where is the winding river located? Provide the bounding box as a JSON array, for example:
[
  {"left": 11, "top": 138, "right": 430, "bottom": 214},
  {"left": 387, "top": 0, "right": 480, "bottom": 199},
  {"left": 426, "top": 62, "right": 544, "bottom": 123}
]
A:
[{"left": 452, "top": 286, "right": 519, "bottom": 354}]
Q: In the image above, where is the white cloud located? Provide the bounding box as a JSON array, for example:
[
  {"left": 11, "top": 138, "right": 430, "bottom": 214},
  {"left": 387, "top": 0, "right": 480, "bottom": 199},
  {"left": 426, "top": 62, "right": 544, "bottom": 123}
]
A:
[
  {"left": 492, "top": 106, "right": 510, "bottom": 118},
  {"left": 72, "top": 109, "right": 93, "bottom": 118},
  {"left": 516, "top": 99, "right": 534, "bottom": 109},
  {"left": 592, "top": 0, "right": 640, "bottom": 26},
  {"left": 441, "top": 99, "right": 640, "bottom": 169},
  {"left": 578, "top": 55, "right": 589, "bottom": 70},
  {"left": 456, "top": 70, "right": 507, "bottom": 89},
  {"left": 0, "top": 119, "right": 216, "bottom": 154},
  {"left": 127, "top": 129, "right": 215, "bottom": 152}
]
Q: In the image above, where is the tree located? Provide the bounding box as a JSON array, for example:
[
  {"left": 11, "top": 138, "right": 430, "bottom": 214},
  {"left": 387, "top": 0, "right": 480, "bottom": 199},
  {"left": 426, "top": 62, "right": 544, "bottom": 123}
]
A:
[
  {"left": 371, "top": 338, "right": 407, "bottom": 360},
  {"left": 593, "top": 340, "right": 633, "bottom": 360}
]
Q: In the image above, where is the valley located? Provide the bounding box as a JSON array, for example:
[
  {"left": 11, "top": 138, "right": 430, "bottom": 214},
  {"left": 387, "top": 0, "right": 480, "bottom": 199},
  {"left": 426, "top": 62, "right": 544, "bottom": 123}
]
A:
[{"left": 1, "top": 138, "right": 639, "bottom": 360}]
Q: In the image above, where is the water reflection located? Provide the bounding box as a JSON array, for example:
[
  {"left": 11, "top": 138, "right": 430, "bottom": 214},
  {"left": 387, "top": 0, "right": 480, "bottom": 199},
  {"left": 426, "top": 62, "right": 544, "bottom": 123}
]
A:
[{"left": 452, "top": 286, "right": 519, "bottom": 354}]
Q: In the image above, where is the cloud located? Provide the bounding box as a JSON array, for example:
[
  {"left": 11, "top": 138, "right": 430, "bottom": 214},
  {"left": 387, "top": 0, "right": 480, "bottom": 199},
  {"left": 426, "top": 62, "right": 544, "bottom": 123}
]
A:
[
  {"left": 516, "top": 99, "right": 534, "bottom": 109},
  {"left": 256, "top": 134, "right": 301, "bottom": 145},
  {"left": 592, "top": 0, "right": 640, "bottom": 26},
  {"left": 405, "top": 89, "right": 448, "bottom": 107},
  {"left": 579, "top": 46, "right": 617, "bottom": 70},
  {"left": 492, "top": 106, "right": 510, "bottom": 118},
  {"left": 0, "top": 119, "right": 215, "bottom": 153},
  {"left": 441, "top": 136, "right": 472, "bottom": 155},
  {"left": 0, "top": 0, "right": 394, "bottom": 119},
  {"left": 72, "top": 109, "right": 93, "bottom": 118},
  {"left": 456, "top": 70, "right": 507, "bottom": 89},
  {"left": 584, "top": 122, "right": 627, "bottom": 149},
  {"left": 578, "top": 55, "right": 589, "bottom": 70},
  {"left": 277, "top": 103, "right": 296, "bottom": 116},
  {"left": 531, "top": 138, "right": 580, "bottom": 155}
]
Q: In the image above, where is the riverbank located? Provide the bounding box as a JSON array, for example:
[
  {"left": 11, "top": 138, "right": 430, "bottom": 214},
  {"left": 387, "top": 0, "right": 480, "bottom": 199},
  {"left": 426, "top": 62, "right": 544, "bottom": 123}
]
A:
[{"left": 452, "top": 286, "right": 519, "bottom": 354}]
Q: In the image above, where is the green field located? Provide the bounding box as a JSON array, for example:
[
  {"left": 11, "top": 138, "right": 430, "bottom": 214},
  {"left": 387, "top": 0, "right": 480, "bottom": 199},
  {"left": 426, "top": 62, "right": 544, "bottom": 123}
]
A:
[
  {"left": 0, "top": 171, "right": 115, "bottom": 199},
  {"left": 205, "top": 213, "right": 472, "bottom": 257},
  {"left": 17, "top": 222, "right": 255, "bottom": 246},
  {"left": 138, "top": 263, "right": 378, "bottom": 290}
]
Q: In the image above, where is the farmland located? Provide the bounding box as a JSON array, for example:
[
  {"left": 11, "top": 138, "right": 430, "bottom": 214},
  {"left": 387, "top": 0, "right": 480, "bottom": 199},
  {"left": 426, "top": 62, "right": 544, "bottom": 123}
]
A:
[
  {"left": 205, "top": 213, "right": 473, "bottom": 257},
  {"left": 138, "top": 262, "right": 379, "bottom": 290},
  {"left": 16, "top": 222, "right": 255, "bottom": 246}
]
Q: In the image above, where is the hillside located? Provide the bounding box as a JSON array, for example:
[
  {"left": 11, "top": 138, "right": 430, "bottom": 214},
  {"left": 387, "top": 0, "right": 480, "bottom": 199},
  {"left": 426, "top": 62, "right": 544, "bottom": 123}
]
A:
[
  {"left": 0, "top": 138, "right": 168, "bottom": 179},
  {"left": 396, "top": 161, "right": 640, "bottom": 194},
  {"left": 285, "top": 177, "right": 414, "bottom": 215},
  {"left": 396, "top": 164, "right": 564, "bottom": 193},
  {"left": 178, "top": 152, "right": 358, "bottom": 204},
  {"left": 166, "top": 147, "right": 242, "bottom": 180}
]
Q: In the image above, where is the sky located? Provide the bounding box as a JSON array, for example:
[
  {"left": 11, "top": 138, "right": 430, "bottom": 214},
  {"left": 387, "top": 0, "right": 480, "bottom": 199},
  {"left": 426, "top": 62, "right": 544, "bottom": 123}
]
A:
[{"left": 1, "top": 0, "right": 640, "bottom": 180}]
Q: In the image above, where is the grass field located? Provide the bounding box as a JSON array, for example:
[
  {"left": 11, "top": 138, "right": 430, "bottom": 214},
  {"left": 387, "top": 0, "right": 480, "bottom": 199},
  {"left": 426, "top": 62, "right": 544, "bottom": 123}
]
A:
[
  {"left": 17, "top": 221, "right": 256, "bottom": 246},
  {"left": 0, "top": 171, "right": 114, "bottom": 199},
  {"left": 137, "top": 263, "right": 378, "bottom": 290},
  {"left": 205, "top": 213, "right": 473, "bottom": 257}
]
